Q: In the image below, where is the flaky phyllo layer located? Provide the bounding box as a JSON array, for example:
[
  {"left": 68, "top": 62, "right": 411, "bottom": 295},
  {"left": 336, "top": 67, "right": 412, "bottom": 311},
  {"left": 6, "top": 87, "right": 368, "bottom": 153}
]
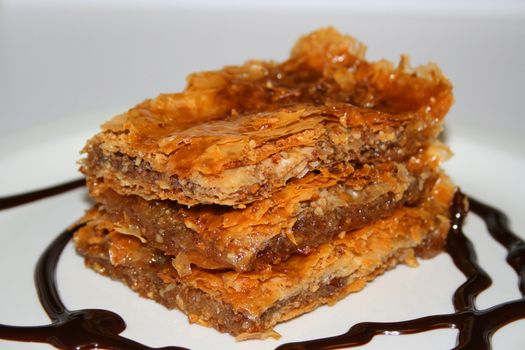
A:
[
  {"left": 81, "top": 27, "right": 453, "bottom": 207},
  {"left": 75, "top": 172, "right": 455, "bottom": 338},
  {"left": 87, "top": 143, "right": 450, "bottom": 272}
]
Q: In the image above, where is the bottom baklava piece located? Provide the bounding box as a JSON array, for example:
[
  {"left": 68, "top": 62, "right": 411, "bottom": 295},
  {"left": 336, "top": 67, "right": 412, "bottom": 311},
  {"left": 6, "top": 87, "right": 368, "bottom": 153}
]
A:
[{"left": 73, "top": 175, "right": 455, "bottom": 340}]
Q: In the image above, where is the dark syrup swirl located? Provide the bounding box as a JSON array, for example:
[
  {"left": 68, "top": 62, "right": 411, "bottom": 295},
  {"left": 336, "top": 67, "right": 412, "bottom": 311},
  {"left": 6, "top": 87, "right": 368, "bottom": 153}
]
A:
[
  {"left": 0, "top": 180, "right": 186, "bottom": 350},
  {"left": 0, "top": 180, "right": 523, "bottom": 349},
  {"left": 0, "top": 179, "right": 85, "bottom": 211},
  {"left": 277, "top": 195, "right": 525, "bottom": 350}
]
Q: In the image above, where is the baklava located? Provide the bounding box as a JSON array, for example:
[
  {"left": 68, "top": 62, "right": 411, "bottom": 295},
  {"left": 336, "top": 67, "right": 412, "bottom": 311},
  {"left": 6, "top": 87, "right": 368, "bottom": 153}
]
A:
[{"left": 75, "top": 27, "right": 455, "bottom": 338}]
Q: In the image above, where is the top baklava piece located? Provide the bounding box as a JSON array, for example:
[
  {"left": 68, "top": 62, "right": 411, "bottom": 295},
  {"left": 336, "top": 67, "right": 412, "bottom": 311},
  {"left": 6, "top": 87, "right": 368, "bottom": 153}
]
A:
[{"left": 81, "top": 27, "right": 453, "bottom": 207}]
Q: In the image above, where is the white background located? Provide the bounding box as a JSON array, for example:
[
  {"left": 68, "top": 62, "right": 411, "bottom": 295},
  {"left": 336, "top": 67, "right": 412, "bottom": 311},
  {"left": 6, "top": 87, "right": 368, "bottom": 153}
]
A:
[{"left": 1, "top": 0, "right": 525, "bottom": 143}]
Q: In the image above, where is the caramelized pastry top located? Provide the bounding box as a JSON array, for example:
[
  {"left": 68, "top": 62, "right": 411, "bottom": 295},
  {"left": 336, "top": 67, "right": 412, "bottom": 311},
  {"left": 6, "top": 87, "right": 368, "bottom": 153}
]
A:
[{"left": 82, "top": 28, "right": 453, "bottom": 206}]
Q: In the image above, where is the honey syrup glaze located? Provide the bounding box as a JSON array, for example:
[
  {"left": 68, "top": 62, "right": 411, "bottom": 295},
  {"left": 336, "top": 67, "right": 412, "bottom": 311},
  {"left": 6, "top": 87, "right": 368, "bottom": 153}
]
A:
[{"left": 0, "top": 181, "right": 524, "bottom": 350}]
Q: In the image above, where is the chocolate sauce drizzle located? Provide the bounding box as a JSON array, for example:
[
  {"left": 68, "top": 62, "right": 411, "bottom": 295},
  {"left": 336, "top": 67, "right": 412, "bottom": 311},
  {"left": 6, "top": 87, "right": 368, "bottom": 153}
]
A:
[
  {"left": 0, "top": 180, "right": 524, "bottom": 349},
  {"left": 0, "top": 180, "right": 187, "bottom": 350},
  {"left": 277, "top": 195, "right": 525, "bottom": 350},
  {"left": 0, "top": 179, "right": 85, "bottom": 210}
]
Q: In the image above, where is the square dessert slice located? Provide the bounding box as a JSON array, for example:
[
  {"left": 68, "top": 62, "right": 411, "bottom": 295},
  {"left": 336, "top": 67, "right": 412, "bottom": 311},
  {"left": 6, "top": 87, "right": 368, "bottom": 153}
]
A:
[
  {"left": 74, "top": 172, "right": 455, "bottom": 338},
  {"left": 80, "top": 28, "right": 453, "bottom": 207},
  {"left": 86, "top": 144, "right": 449, "bottom": 272}
]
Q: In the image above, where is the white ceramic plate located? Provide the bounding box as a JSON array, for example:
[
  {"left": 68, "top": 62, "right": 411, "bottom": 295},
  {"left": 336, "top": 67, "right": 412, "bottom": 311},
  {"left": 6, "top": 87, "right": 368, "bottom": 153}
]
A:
[{"left": 0, "top": 111, "right": 524, "bottom": 350}]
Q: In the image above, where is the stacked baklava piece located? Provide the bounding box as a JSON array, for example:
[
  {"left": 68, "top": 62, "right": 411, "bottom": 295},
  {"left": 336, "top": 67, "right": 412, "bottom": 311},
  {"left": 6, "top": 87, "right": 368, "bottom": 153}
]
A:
[{"left": 74, "top": 28, "right": 456, "bottom": 339}]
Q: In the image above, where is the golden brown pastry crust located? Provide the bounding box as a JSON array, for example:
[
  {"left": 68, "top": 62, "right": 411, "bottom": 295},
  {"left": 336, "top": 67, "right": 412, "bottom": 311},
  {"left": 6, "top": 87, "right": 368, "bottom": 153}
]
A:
[
  {"left": 80, "top": 28, "right": 453, "bottom": 206},
  {"left": 85, "top": 143, "right": 448, "bottom": 272},
  {"left": 74, "top": 172, "right": 455, "bottom": 337},
  {"left": 75, "top": 28, "right": 456, "bottom": 339}
]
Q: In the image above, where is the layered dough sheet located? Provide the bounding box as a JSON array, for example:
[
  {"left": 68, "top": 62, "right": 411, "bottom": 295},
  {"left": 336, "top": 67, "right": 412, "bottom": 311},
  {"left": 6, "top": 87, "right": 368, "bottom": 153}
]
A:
[
  {"left": 74, "top": 172, "right": 455, "bottom": 338},
  {"left": 80, "top": 28, "right": 453, "bottom": 207},
  {"left": 86, "top": 144, "right": 448, "bottom": 272}
]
